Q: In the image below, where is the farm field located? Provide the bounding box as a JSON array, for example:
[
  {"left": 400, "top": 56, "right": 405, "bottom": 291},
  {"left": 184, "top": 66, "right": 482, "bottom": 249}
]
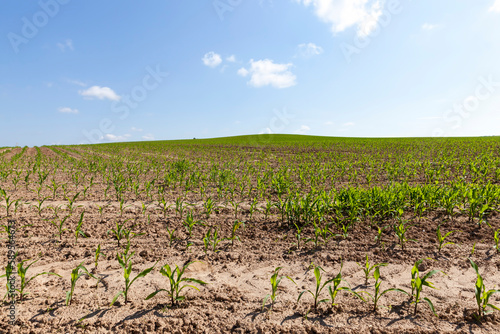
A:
[{"left": 1, "top": 134, "right": 500, "bottom": 333}]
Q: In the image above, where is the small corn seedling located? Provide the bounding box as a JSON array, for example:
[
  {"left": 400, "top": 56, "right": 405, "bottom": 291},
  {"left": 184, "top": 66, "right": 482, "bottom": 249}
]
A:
[
  {"left": 183, "top": 211, "right": 204, "bottom": 238},
  {"left": 493, "top": 229, "right": 500, "bottom": 253},
  {"left": 50, "top": 215, "right": 70, "bottom": 241},
  {"left": 165, "top": 224, "right": 177, "bottom": 247},
  {"left": 469, "top": 258, "right": 500, "bottom": 320},
  {"left": 118, "top": 199, "right": 132, "bottom": 217},
  {"left": 111, "top": 241, "right": 157, "bottom": 306},
  {"left": 17, "top": 258, "right": 61, "bottom": 301},
  {"left": 141, "top": 201, "right": 153, "bottom": 216},
  {"left": 248, "top": 197, "right": 259, "bottom": 219},
  {"left": 203, "top": 197, "right": 216, "bottom": 219},
  {"left": 94, "top": 244, "right": 103, "bottom": 269},
  {"left": 356, "top": 254, "right": 387, "bottom": 285},
  {"left": 96, "top": 203, "right": 109, "bottom": 217},
  {"left": 306, "top": 221, "right": 335, "bottom": 249},
  {"left": 227, "top": 220, "right": 245, "bottom": 248},
  {"left": 328, "top": 260, "right": 365, "bottom": 306},
  {"left": 123, "top": 226, "right": 145, "bottom": 245},
  {"left": 262, "top": 267, "right": 296, "bottom": 311},
  {"left": 297, "top": 264, "right": 334, "bottom": 311},
  {"left": 175, "top": 197, "right": 192, "bottom": 219},
  {"left": 410, "top": 259, "right": 443, "bottom": 315},
  {"left": 145, "top": 261, "right": 207, "bottom": 307},
  {"left": 74, "top": 212, "right": 88, "bottom": 244},
  {"left": 393, "top": 219, "right": 415, "bottom": 251},
  {"left": 436, "top": 224, "right": 456, "bottom": 253},
  {"left": 31, "top": 197, "right": 49, "bottom": 217},
  {"left": 374, "top": 225, "right": 388, "bottom": 246},
  {"left": 65, "top": 192, "right": 81, "bottom": 215},
  {"left": 0, "top": 191, "right": 16, "bottom": 217},
  {"left": 292, "top": 222, "right": 308, "bottom": 250},
  {"left": 361, "top": 267, "right": 408, "bottom": 312},
  {"left": 228, "top": 199, "right": 243, "bottom": 219},
  {"left": 202, "top": 227, "right": 223, "bottom": 253},
  {"left": 107, "top": 220, "right": 129, "bottom": 248},
  {"left": 66, "top": 263, "right": 99, "bottom": 306}
]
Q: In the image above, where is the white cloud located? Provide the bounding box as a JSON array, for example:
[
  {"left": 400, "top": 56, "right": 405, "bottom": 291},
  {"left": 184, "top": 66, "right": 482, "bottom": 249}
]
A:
[
  {"left": 202, "top": 52, "right": 222, "bottom": 68},
  {"left": 259, "top": 127, "right": 273, "bottom": 134},
  {"left": 57, "top": 39, "right": 73, "bottom": 52},
  {"left": 67, "top": 79, "right": 87, "bottom": 87},
  {"left": 131, "top": 127, "right": 143, "bottom": 132},
  {"left": 237, "top": 68, "right": 249, "bottom": 77},
  {"left": 226, "top": 55, "right": 236, "bottom": 62},
  {"left": 325, "top": 121, "right": 334, "bottom": 125},
  {"left": 104, "top": 134, "right": 131, "bottom": 142},
  {"left": 342, "top": 122, "right": 355, "bottom": 127},
  {"left": 422, "top": 23, "right": 438, "bottom": 31},
  {"left": 238, "top": 59, "right": 296, "bottom": 89},
  {"left": 58, "top": 107, "right": 79, "bottom": 114},
  {"left": 294, "top": 125, "right": 311, "bottom": 134},
  {"left": 79, "top": 86, "right": 121, "bottom": 101},
  {"left": 417, "top": 116, "right": 442, "bottom": 120},
  {"left": 142, "top": 134, "right": 155, "bottom": 140},
  {"left": 490, "top": 0, "right": 500, "bottom": 12},
  {"left": 296, "top": 0, "right": 384, "bottom": 37},
  {"left": 296, "top": 43, "right": 324, "bottom": 57}
]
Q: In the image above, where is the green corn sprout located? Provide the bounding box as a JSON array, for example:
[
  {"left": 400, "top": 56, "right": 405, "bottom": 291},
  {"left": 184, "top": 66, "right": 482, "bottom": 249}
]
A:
[
  {"left": 31, "top": 197, "right": 48, "bottom": 217},
  {"left": 494, "top": 229, "right": 500, "bottom": 253},
  {"left": 0, "top": 193, "right": 16, "bottom": 217},
  {"left": 94, "top": 244, "right": 103, "bottom": 269},
  {"left": 227, "top": 220, "right": 245, "bottom": 248},
  {"left": 328, "top": 260, "right": 365, "bottom": 306},
  {"left": 393, "top": 219, "right": 415, "bottom": 251},
  {"left": 361, "top": 267, "right": 409, "bottom": 312},
  {"left": 306, "top": 221, "right": 335, "bottom": 249},
  {"left": 292, "top": 222, "right": 308, "bottom": 250},
  {"left": 145, "top": 261, "right": 207, "bottom": 307},
  {"left": 65, "top": 192, "right": 81, "bottom": 215},
  {"left": 66, "top": 262, "right": 99, "bottom": 306},
  {"left": 203, "top": 227, "right": 223, "bottom": 253},
  {"left": 50, "top": 215, "right": 70, "bottom": 241},
  {"left": 96, "top": 204, "right": 108, "bottom": 217},
  {"left": 469, "top": 258, "right": 500, "bottom": 320},
  {"left": 297, "top": 264, "right": 334, "bottom": 311},
  {"left": 122, "top": 226, "right": 145, "bottom": 245},
  {"left": 374, "top": 225, "right": 388, "bottom": 246},
  {"left": 262, "top": 267, "right": 296, "bottom": 311},
  {"left": 183, "top": 211, "right": 203, "bottom": 238},
  {"left": 203, "top": 197, "right": 216, "bottom": 218},
  {"left": 107, "top": 220, "right": 129, "bottom": 247},
  {"left": 356, "top": 254, "right": 387, "bottom": 285},
  {"left": 74, "top": 211, "right": 87, "bottom": 243},
  {"left": 111, "top": 241, "right": 157, "bottom": 306},
  {"left": 141, "top": 202, "right": 152, "bottom": 216},
  {"left": 118, "top": 199, "right": 132, "bottom": 217},
  {"left": 175, "top": 197, "right": 192, "bottom": 219},
  {"left": 17, "top": 258, "right": 61, "bottom": 301},
  {"left": 410, "top": 259, "right": 443, "bottom": 315},
  {"left": 165, "top": 224, "right": 176, "bottom": 247},
  {"left": 229, "top": 199, "right": 242, "bottom": 219},
  {"left": 436, "top": 224, "right": 456, "bottom": 253}
]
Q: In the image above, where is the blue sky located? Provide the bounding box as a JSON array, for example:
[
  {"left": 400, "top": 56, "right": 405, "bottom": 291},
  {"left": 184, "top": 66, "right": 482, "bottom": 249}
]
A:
[{"left": 1, "top": 0, "right": 500, "bottom": 146}]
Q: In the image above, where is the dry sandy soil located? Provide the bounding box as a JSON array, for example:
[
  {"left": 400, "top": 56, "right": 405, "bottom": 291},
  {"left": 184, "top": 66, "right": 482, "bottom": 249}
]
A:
[{"left": 0, "top": 148, "right": 499, "bottom": 333}]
